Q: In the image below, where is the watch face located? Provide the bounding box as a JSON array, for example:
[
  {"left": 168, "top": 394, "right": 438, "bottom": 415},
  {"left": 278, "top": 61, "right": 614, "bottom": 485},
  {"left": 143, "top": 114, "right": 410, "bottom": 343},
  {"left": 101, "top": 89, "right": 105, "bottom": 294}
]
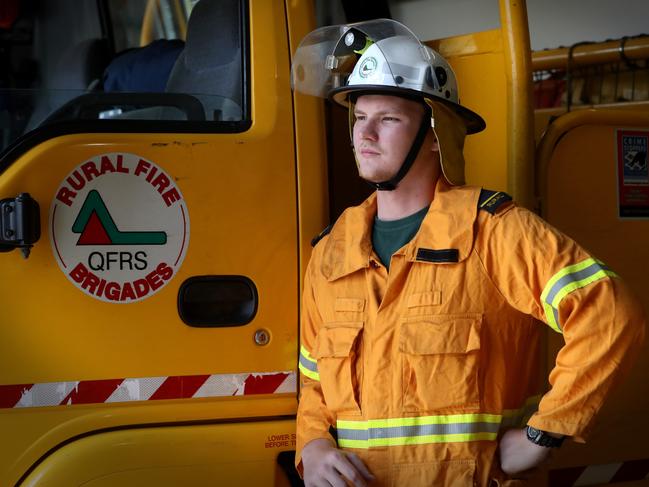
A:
[
  {"left": 526, "top": 425, "right": 564, "bottom": 447},
  {"left": 526, "top": 426, "right": 541, "bottom": 440}
]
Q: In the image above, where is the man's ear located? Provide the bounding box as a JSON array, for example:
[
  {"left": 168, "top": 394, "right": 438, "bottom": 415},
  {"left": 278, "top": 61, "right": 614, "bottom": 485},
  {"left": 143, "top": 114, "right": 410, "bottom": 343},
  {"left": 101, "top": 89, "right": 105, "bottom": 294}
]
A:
[{"left": 430, "top": 137, "right": 440, "bottom": 153}]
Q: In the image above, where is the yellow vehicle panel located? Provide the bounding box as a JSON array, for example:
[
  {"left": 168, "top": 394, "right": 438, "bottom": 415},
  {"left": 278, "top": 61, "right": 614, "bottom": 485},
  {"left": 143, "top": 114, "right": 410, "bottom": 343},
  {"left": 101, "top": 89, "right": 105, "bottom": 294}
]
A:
[
  {"left": 0, "top": 1, "right": 307, "bottom": 484},
  {"left": 20, "top": 419, "right": 296, "bottom": 486},
  {"left": 538, "top": 109, "right": 649, "bottom": 478}
]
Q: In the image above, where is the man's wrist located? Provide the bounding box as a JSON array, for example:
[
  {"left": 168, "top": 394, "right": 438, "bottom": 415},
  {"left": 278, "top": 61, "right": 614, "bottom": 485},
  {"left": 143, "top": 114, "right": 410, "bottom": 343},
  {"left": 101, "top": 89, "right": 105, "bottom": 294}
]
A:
[{"left": 525, "top": 425, "right": 565, "bottom": 448}]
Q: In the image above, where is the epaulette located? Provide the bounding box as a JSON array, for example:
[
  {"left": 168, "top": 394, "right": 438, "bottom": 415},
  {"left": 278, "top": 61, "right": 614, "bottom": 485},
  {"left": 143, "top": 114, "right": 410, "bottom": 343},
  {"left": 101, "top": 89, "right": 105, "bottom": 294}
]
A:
[
  {"left": 311, "top": 224, "right": 332, "bottom": 247},
  {"left": 478, "top": 189, "right": 513, "bottom": 215}
]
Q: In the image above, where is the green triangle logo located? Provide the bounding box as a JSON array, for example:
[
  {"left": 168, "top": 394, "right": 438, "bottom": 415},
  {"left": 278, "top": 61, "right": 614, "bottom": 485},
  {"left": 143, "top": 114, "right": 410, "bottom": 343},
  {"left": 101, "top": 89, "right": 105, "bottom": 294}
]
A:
[{"left": 72, "top": 190, "right": 167, "bottom": 245}]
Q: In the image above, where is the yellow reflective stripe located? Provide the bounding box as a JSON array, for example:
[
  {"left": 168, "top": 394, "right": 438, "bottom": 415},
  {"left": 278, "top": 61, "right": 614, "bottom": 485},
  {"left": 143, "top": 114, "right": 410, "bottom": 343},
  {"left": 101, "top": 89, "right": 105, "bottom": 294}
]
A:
[
  {"left": 541, "top": 258, "right": 599, "bottom": 303},
  {"left": 543, "top": 301, "right": 562, "bottom": 334},
  {"left": 338, "top": 431, "right": 497, "bottom": 449},
  {"left": 298, "top": 362, "right": 320, "bottom": 381},
  {"left": 501, "top": 394, "right": 541, "bottom": 428},
  {"left": 299, "top": 345, "right": 319, "bottom": 381},
  {"left": 540, "top": 258, "right": 617, "bottom": 333},
  {"left": 551, "top": 268, "right": 618, "bottom": 308},
  {"left": 336, "top": 413, "right": 501, "bottom": 448},
  {"left": 337, "top": 413, "right": 502, "bottom": 431},
  {"left": 336, "top": 406, "right": 542, "bottom": 449},
  {"left": 300, "top": 345, "right": 317, "bottom": 364}
]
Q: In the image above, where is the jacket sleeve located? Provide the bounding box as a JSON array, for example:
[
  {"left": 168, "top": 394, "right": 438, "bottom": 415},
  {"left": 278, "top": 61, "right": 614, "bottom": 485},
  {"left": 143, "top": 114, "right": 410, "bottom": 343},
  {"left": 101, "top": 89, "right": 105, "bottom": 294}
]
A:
[
  {"left": 475, "top": 204, "right": 646, "bottom": 442},
  {"left": 295, "top": 251, "right": 336, "bottom": 474}
]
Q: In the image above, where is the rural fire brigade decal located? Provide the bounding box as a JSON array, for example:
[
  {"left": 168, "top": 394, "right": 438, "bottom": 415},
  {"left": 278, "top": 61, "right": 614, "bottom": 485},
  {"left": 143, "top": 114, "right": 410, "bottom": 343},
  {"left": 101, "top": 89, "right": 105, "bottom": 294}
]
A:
[{"left": 49, "top": 153, "right": 189, "bottom": 302}]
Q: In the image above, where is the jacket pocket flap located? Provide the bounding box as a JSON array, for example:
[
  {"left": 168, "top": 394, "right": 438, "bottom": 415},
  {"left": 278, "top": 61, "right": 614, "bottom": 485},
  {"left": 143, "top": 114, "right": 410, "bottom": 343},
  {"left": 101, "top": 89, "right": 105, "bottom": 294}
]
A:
[
  {"left": 407, "top": 291, "right": 441, "bottom": 308},
  {"left": 400, "top": 315, "right": 481, "bottom": 354},
  {"left": 335, "top": 298, "right": 366, "bottom": 312},
  {"left": 314, "top": 322, "right": 363, "bottom": 359}
]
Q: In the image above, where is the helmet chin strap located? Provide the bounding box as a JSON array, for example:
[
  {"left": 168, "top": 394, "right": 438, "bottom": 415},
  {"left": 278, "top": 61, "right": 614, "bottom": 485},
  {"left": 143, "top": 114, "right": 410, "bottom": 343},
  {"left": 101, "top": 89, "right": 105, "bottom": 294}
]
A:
[{"left": 354, "top": 104, "right": 432, "bottom": 191}]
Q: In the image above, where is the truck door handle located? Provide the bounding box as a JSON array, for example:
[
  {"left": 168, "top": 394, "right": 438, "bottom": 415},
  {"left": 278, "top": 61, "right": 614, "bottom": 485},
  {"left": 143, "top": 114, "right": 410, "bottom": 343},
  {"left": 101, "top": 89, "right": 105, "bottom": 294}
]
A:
[{"left": 178, "top": 275, "right": 258, "bottom": 327}]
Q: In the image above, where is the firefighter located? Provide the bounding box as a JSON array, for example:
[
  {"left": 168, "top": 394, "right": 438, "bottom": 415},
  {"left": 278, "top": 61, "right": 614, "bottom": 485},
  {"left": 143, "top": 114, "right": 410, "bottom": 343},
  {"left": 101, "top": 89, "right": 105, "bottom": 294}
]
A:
[{"left": 291, "top": 19, "right": 645, "bottom": 486}]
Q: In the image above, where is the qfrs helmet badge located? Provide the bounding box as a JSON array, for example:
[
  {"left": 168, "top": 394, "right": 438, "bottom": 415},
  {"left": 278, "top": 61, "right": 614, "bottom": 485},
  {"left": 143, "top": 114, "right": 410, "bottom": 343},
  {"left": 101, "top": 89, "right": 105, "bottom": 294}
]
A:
[
  {"left": 358, "top": 56, "right": 377, "bottom": 78},
  {"left": 49, "top": 153, "right": 190, "bottom": 303}
]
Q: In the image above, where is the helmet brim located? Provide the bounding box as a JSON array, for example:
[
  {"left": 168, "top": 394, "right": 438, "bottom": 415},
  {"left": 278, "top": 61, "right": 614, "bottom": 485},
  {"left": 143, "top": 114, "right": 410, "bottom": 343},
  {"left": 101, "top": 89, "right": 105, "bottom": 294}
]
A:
[{"left": 329, "top": 85, "right": 486, "bottom": 135}]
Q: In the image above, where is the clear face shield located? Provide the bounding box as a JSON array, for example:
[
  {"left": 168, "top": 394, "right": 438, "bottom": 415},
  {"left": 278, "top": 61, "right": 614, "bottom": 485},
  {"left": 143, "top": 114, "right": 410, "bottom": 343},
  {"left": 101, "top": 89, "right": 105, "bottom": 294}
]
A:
[
  {"left": 291, "top": 19, "right": 435, "bottom": 100},
  {"left": 291, "top": 19, "right": 484, "bottom": 187}
]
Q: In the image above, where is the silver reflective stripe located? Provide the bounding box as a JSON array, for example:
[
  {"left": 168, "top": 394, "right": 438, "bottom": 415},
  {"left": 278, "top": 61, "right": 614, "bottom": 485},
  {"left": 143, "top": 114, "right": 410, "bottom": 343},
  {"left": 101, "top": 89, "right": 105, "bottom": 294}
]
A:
[
  {"left": 299, "top": 353, "right": 318, "bottom": 374},
  {"left": 337, "top": 421, "right": 500, "bottom": 442},
  {"left": 299, "top": 345, "right": 320, "bottom": 381},
  {"left": 541, "top": 258, "right": 617, "bottom": 333},
  {"left": 335, "top": 397, "right": 541, "bottom": 448},
  {"left": 545, "top": 261, "right": 612, "bottom": 306}
]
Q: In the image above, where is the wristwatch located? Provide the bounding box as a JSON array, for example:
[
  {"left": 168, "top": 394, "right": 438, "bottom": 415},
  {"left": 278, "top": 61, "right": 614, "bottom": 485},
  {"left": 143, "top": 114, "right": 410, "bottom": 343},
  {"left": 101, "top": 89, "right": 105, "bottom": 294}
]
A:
[{"left": 525, "top": 425, "right": 565, "bottom": 448}]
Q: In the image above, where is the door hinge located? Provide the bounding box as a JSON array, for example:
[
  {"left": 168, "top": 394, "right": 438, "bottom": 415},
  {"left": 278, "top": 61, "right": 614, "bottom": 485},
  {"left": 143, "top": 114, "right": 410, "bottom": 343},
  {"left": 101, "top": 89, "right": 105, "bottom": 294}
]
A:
[{"left": 0, "top": 193, "right": 40, "bottom": 259}]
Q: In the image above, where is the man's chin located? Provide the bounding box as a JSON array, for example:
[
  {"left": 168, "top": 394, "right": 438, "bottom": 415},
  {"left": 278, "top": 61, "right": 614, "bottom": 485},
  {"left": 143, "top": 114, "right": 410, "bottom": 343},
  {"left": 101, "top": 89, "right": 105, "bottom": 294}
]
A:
[{"left": 358, "top": 170, "right": 393, "bottom": 184}]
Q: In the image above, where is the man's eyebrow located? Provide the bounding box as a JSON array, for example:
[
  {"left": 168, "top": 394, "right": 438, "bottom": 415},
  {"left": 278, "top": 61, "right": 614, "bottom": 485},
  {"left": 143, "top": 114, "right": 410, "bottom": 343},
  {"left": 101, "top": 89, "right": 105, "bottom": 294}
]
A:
[{"left": 353, "top": 109, "right": 403, "bottom": 115}]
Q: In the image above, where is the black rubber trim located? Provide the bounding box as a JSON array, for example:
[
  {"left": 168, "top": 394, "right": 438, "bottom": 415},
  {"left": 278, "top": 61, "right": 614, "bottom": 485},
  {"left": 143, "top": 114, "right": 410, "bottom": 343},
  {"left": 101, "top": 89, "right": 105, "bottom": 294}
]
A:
[
  {"left": 177, "top": 275, "right": 259, "bottom": 328},
  {"left": 0, "top": 118, "right": 252, "bottom": 175},
  {"left": 40, "top": 92, "right": 206, "bottom": 124}
]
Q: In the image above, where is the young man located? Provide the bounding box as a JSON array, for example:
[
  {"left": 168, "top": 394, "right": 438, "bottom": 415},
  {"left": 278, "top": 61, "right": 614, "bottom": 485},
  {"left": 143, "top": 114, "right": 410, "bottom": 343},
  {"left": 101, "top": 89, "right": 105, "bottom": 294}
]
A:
[{"left": 292, "top": 20, "right": 645, "bottom": 486}]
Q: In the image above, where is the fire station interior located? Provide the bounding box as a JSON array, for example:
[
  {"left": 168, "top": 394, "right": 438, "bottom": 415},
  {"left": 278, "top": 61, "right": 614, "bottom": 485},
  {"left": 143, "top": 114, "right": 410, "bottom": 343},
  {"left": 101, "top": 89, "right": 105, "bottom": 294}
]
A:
[{"left": 2, "top": 0, "right": 649, "bottom": 483}]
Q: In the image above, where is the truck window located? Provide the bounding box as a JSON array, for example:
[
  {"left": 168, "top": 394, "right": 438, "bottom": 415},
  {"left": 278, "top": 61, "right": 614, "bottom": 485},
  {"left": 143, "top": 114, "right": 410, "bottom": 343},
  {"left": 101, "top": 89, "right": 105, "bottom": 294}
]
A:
[{"left": 0, "top": 0, "right": 249, "bottom": 158}]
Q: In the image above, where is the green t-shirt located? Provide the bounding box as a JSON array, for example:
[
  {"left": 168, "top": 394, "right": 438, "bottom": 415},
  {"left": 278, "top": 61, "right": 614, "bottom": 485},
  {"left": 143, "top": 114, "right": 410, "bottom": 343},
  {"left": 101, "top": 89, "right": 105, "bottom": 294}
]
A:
[{"left": 372, "top": 205, "right": 429, "bottom": 270}]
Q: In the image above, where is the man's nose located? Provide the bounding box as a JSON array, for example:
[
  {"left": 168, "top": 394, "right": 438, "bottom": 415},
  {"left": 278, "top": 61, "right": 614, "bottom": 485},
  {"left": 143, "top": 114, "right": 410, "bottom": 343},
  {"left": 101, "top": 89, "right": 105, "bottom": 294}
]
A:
[{"left": 358, "top": 120, "right": 378, "bottom": 140}]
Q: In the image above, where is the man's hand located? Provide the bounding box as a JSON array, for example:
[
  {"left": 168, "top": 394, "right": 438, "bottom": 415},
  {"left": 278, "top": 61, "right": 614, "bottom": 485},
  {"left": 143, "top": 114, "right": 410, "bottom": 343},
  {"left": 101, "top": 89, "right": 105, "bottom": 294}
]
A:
[
  {"left": 499, "top": 428, "right": 552, "bottom": 476},
  {"left": 302, "top": 438, "right": 375, "bottom": 487}
]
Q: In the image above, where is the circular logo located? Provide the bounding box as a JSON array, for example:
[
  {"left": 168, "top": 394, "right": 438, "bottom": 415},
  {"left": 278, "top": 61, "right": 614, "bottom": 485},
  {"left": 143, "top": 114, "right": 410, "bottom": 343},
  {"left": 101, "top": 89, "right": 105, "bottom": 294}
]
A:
[
  {"left": 358, "top": 56, "right": 378, "bottom": 79},
  {"left": 49, "top": 153, "right": 189, "bottom": 303}
]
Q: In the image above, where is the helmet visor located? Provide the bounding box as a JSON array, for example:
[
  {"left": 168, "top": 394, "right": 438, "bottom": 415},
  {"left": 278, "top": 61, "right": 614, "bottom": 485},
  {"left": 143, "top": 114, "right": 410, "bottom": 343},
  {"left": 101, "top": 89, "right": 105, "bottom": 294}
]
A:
[{"left": 291, "top": 19, "right": 426, "bottom": 98}]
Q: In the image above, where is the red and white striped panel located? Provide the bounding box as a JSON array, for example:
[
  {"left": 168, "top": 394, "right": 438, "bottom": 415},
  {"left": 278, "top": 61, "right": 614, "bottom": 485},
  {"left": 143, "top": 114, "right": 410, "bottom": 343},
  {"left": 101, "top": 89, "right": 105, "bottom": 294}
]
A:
[
  {"left": 549, "top": 459, "right": 649, "bottom": 486},
  {"left": 0, "top": 371, "right": 296, "bottom": 409}
]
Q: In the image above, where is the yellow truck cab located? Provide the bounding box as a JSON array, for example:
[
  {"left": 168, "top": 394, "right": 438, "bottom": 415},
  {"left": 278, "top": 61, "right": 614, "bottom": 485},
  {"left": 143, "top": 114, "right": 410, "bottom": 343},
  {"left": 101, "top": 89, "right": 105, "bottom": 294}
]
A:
[
  {"left": 0, "top": 1, "right": 323, "bottom": 485},
  {"left": 1, "top": 0, "right": 648, "bottom": 485}
]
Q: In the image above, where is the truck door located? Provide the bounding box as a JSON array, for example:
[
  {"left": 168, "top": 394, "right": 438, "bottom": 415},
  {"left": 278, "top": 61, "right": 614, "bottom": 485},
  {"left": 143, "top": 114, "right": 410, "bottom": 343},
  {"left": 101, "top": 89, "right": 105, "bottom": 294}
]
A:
[{"left": 0, "top": 0, "right": 301, "bottom": 485}]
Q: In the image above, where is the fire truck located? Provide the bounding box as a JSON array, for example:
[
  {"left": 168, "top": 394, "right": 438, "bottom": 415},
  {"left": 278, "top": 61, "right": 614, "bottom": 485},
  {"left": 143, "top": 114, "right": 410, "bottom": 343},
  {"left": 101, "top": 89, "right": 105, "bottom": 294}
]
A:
[{"left": 0, "top": 0, "right": 647, "bottom": 485}]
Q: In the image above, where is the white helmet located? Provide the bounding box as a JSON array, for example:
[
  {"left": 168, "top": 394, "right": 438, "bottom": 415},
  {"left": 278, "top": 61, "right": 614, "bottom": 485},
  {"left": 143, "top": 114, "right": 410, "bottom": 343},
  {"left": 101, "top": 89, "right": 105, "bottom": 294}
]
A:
[{"left": 292, "top": 19, "right": 485, "bottom": 187}]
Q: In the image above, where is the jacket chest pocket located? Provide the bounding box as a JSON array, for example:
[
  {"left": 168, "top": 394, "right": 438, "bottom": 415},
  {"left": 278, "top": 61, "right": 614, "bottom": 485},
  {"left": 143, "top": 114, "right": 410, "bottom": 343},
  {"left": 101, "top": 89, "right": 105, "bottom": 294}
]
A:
[
  {"left": 314, "top": 322, "right": 363, "bottom": 415},
  {"left": 400, "top": 314, "right": 482, "bottom": 413}
]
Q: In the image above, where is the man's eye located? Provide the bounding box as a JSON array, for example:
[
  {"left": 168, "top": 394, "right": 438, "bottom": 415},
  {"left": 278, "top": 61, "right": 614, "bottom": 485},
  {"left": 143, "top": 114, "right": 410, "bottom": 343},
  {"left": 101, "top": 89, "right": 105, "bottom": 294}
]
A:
[
  {"left": 383, "top": 117, "right": 399, "bottom": 122},
  {"left": 355, "top": 115, "right": 366, "bottom": 121}
]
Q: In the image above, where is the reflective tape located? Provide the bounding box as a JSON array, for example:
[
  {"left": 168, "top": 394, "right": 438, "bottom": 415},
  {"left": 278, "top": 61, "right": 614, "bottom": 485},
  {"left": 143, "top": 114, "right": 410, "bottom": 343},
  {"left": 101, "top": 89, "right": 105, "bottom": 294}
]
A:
[
  {"left": 298, "top": 345, "right": 320, "bottom": 381},
  {"left": 500, "top": 394, "right": 541, "bottom": 429},
  {"left": 541, "top": 258, "right": 617, "bottom": 333},
  {"left": 0, "top": 371, "right": 296, "bottom": 409},
  {"left": 336, "top": 396, "right": 541, "bottom": 449},
  {"left": 336, "top": 413, "right": 501, "bottom": 448}
]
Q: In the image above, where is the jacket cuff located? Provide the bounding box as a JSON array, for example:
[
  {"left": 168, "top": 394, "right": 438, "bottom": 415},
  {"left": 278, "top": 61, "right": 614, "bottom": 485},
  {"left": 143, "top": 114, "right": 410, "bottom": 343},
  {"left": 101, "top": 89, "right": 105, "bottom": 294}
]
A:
[{"left": 527, "top": 414, "right": 588, "bottom": 443}]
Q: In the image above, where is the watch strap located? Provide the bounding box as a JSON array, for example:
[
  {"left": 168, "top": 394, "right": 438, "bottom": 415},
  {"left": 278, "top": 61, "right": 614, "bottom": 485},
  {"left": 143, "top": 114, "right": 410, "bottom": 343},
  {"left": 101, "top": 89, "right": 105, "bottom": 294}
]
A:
[{"left": 525, "top": 425, "right": 565, "bottom": 448}]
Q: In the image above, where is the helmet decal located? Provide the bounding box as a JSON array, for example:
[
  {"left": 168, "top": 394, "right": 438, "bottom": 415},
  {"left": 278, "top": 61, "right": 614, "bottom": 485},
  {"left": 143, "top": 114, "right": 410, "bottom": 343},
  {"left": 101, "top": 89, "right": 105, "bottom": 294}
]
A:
[{"left": 359, "top": 57, "right": 378, "bottom": 78}]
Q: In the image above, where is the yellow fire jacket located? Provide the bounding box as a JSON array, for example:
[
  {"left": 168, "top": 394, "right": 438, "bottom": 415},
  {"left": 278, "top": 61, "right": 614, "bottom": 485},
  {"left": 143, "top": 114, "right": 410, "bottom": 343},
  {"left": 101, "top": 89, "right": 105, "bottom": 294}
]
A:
[{"left": 296, "top": 180, "right": 645, "bottom": 486}]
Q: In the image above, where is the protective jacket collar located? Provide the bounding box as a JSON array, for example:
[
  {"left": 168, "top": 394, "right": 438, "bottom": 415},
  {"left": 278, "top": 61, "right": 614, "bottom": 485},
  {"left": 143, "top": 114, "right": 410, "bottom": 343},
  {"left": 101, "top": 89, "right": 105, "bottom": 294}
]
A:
[{"left": 321, "top": 179, "right": 480, "bottom": 281}]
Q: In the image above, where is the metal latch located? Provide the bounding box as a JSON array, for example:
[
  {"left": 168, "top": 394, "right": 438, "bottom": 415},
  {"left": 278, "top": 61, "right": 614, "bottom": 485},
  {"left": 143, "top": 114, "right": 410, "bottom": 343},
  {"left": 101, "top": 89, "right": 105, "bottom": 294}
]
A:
[{"left": 0, "top": 193, "right": 40, "bottom": 259}]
